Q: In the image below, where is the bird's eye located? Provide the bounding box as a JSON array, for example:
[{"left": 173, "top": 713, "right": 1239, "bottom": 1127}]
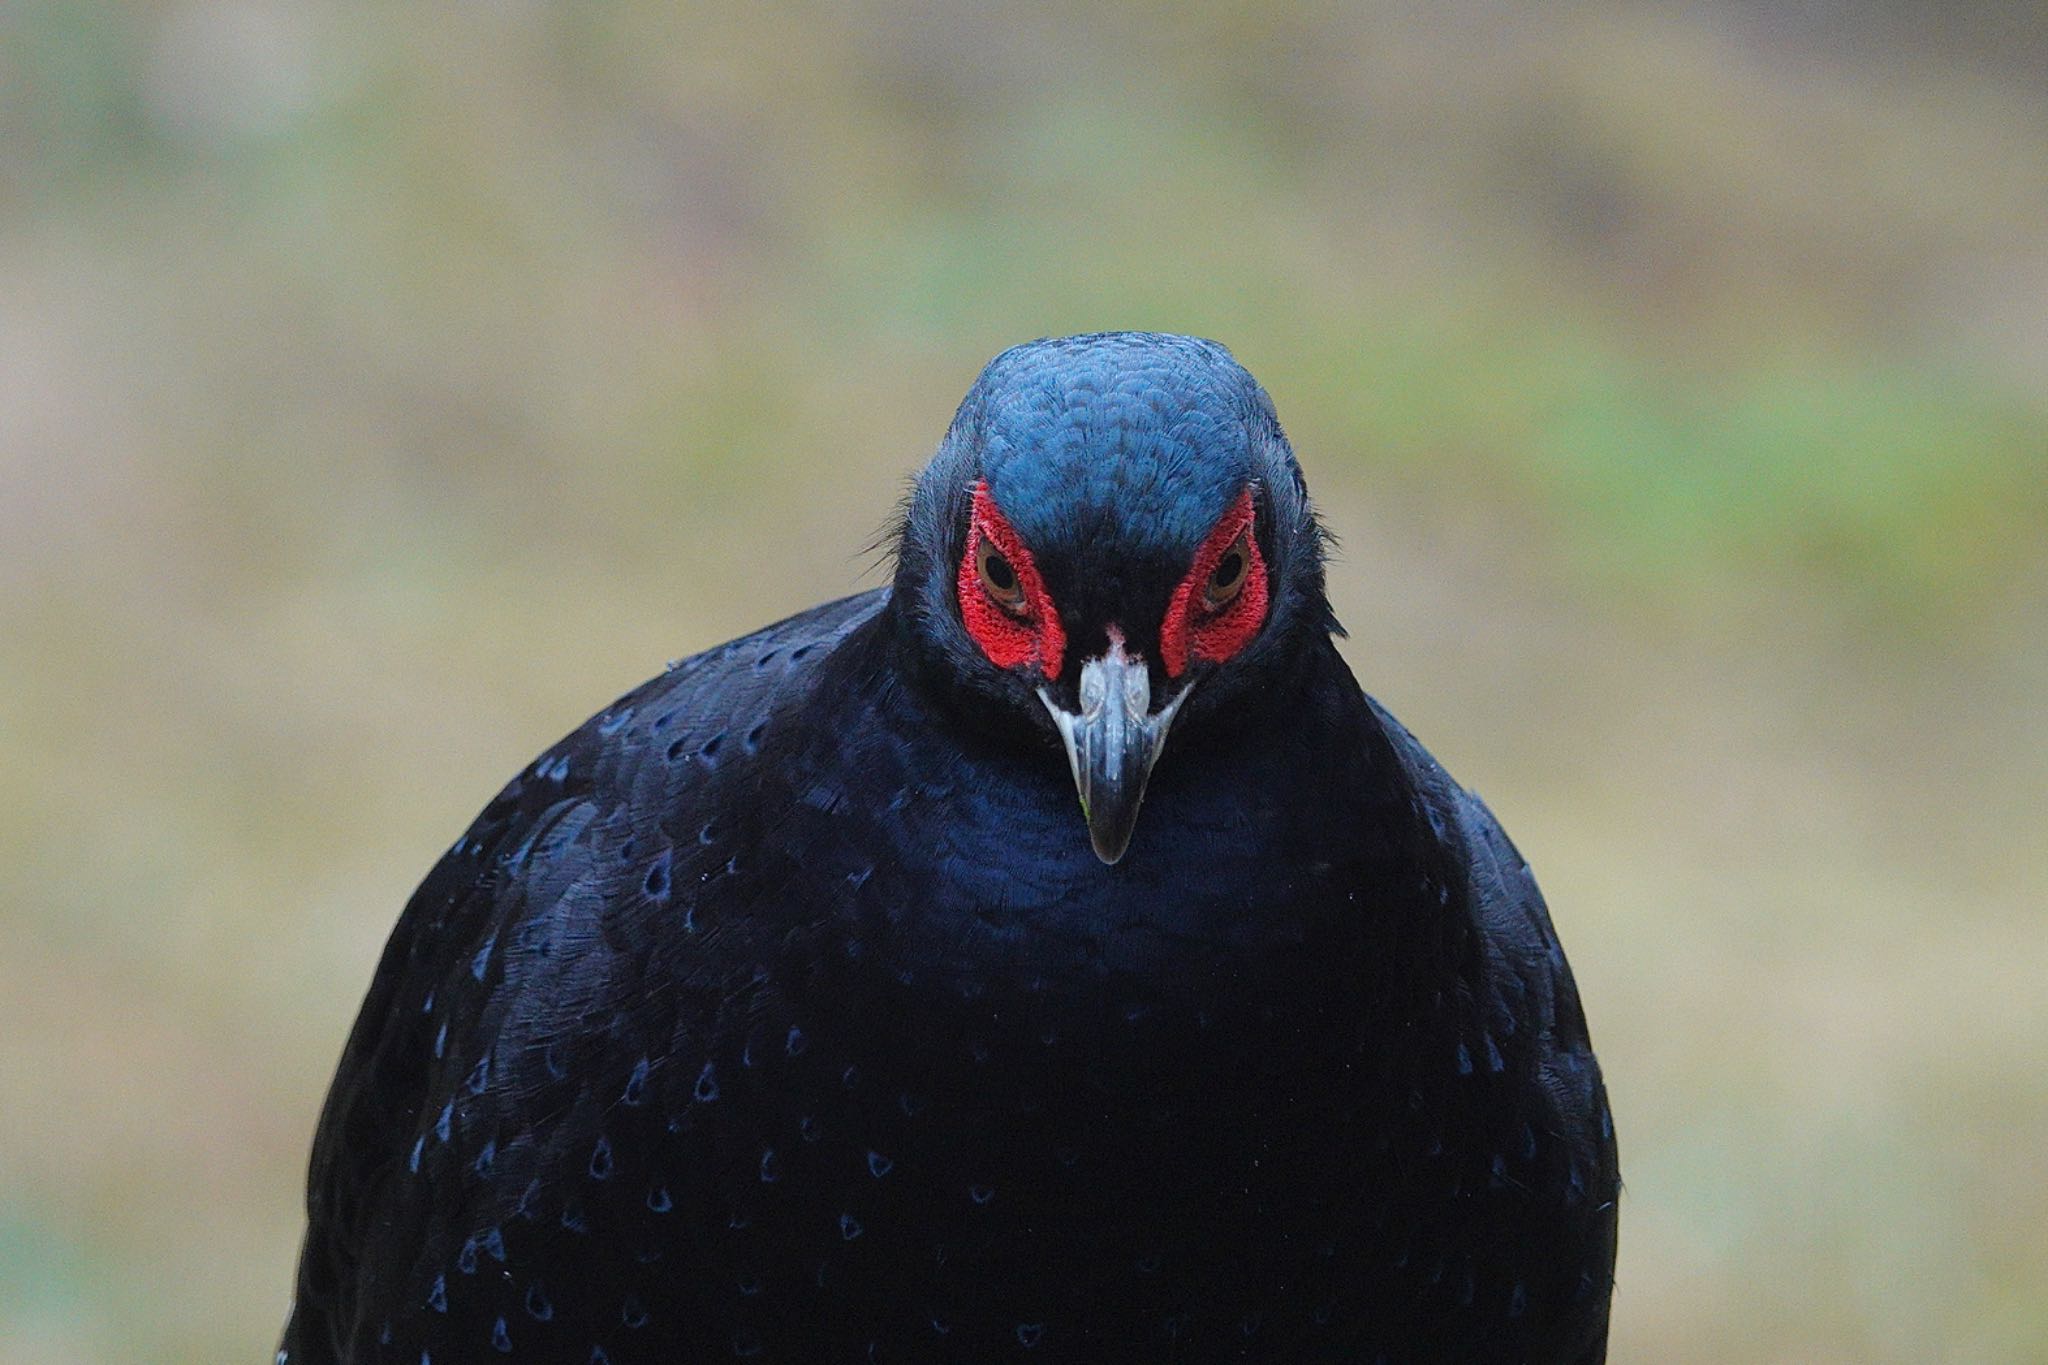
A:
[
  {"left": 976, "top": 536, "right": 1027, "bottom": 614},
  {"left": 1205, "top": 530, "right": 1252, "bottom": 609}
]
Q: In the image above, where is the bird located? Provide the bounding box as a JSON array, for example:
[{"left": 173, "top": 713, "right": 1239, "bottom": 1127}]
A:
[{"left": 281, "top": 332, "right": 1618, "bottom": 1364}]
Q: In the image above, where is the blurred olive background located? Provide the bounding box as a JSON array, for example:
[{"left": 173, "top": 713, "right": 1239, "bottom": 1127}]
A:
[{"left": 3, "top": 2, "right": 2045, "bottom": 1361}]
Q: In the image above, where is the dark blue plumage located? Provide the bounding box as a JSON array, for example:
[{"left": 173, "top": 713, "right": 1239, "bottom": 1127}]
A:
[{"left": 283, "top": 333, "right": 1618, "bottom": 1364}]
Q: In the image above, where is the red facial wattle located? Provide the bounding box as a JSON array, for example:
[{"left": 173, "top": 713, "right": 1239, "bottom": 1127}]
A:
[
  {"left": 957, "top": 481, "right": 1066, "bottom": 678},
  {"left": 1160, "top": 487, "right": 1269, "bottom": 677}
]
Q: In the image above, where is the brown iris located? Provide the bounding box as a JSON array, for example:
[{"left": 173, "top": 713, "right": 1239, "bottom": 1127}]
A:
[
  {"left": 1205, "top": 528, "right": 1252, "bottom": 609},
  {"left": 976, "top": 536, "right": 1027, "bottom": 614}
]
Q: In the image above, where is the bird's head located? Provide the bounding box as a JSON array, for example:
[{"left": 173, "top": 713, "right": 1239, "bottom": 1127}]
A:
[{"left": 893, "top": 333, "right": 1333, "bottom": 865}]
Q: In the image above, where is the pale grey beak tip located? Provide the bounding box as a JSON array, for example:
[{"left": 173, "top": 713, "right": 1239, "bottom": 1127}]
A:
[{"left": 1036, "top": 639, "right": 1188, "bottom": 867}]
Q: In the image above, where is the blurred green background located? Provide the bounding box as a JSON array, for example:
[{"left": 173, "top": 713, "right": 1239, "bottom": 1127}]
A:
[{"left": 3, "top": 2, "right": 2044, "bottom": 1360}]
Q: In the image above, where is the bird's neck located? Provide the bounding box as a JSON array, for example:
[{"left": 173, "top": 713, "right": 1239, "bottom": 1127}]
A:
[
  {"left": 768, "top": 621, "right": 1483, "bottom": 1094},
  {"left": 811, "top": 613, "right": 1463, "bottom": 987}
]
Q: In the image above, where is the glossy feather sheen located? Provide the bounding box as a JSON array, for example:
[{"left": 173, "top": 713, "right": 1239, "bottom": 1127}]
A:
[{"left": 283, "top": 334, "right": 1618, "bottom": 1365}]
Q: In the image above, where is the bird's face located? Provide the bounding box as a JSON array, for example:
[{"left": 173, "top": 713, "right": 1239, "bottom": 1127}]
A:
[{"left": 895, "top": 333, "right": 1331, "bottom": 865}]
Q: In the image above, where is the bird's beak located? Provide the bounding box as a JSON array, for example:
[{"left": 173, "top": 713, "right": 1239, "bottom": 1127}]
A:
[{"left": 1037, "top": 636, "right": 1188, "bottom": 865}]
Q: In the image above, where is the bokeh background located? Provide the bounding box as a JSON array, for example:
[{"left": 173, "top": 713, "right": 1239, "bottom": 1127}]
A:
[{"left": 3, "top": 2, "right": 2045, "bottom": 1360}]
